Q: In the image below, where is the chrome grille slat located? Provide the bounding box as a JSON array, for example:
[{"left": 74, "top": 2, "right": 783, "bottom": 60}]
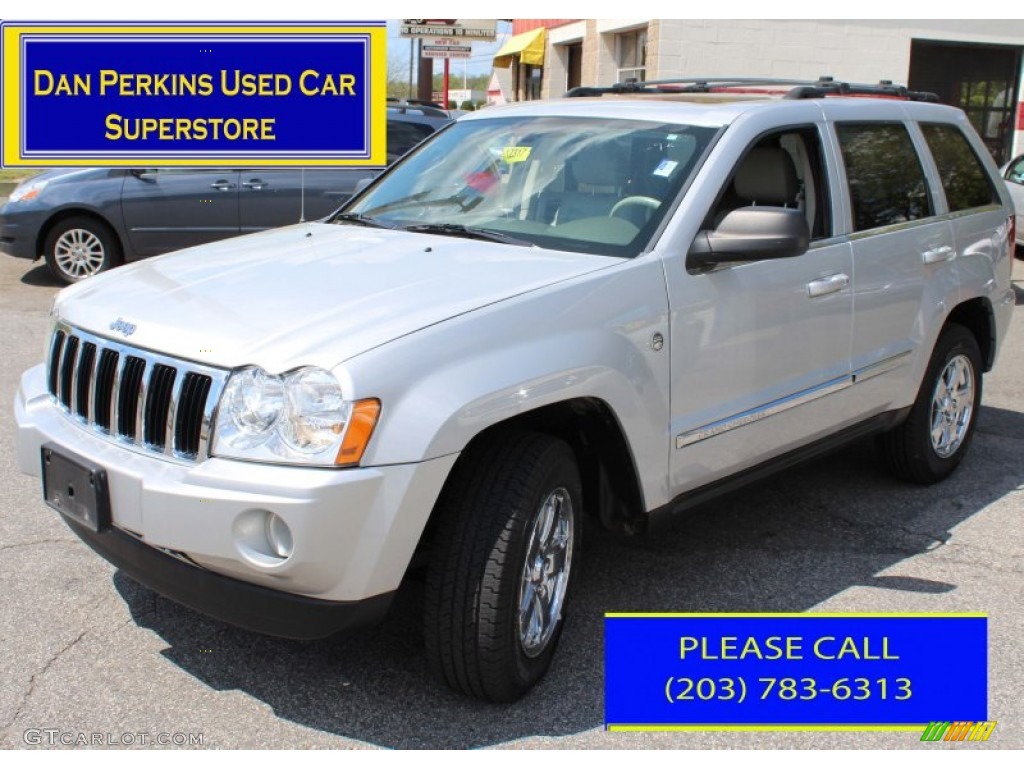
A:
[
  {"left": 85, "top": 342, "right": 102, "bottom": 423},
  {"left": 164, "top": 372, "right": 187, "bottom": 457},
  {"left": 197, "top": 377, "right": 219, "bottom": 461},
  {"left": 110, "top": 351, "right": 127, "bottom": 436},
  {"left": 45, "top": 323, "right": 228, "bottom": 464},
  {"left": 69, "top": 339, "right": 84, "bottom": 416}
]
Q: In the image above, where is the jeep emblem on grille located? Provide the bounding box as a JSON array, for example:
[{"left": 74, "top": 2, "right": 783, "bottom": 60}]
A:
[{"left": 109, "top": 318, "right": 137, "bottom": 337}]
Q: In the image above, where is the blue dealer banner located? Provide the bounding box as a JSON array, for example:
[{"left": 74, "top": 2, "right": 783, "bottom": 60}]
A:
[
  {"left": 1, "top": 22, "right": 387, "bottom": 167},
  {"left": 604, "top": 613, "right": 987, "bottom": 729}
]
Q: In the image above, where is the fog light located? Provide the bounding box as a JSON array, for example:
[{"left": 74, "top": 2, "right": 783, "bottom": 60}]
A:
[{"left": 265, "top": 512, "right": 293, "bottom": 559}]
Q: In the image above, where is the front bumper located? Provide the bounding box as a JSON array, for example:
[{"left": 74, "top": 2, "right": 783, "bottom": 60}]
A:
[
  {"left": 62, "top": 514, "right": 393, "bottom": 639},
  {"left": 0, "top": 202, "right": 45, "bottom": 260},
  {"left": 16, "top": 363, "right": 458, "bottom": 629}
]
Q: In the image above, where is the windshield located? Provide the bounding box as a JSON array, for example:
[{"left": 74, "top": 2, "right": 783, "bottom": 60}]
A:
[{"left": 340, "top": 115, "right": 717, "bottom": 258}]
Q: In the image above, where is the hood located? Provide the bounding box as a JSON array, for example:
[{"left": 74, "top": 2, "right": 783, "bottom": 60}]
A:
[
  {"left": 56, "top": 222, "right": 618, "bottom": 372},
  {"left": 32, "top": 167, "right": 117, "bottom": 185}
]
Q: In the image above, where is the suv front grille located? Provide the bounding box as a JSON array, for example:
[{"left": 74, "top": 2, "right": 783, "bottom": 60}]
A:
[{"left": 47, "top": 324, "right": 228, "bottom": 462}]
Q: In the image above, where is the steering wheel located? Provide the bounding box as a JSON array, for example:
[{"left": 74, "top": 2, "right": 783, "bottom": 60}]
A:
[{"left": 610, "top": 196, "right": 661, "bottom": 226}]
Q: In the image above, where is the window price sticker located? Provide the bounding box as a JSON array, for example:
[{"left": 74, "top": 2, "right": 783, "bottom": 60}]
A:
[{"left": 604, "top": 613, "right": 987, "bottom": 731}]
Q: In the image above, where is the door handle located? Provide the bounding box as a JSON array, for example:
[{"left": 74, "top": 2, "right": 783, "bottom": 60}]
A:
[
  {"left": 242, "top": 179, "right": 267, "bottom": 190},
  {"left": 922, "top": 245, "right": 955, "bottom": 264},
  {"left": 209, "top": 181, "right": 235, "bottom": 191},
  {"left": 806, "top": 273, "right": 849, "bottom": 298}
]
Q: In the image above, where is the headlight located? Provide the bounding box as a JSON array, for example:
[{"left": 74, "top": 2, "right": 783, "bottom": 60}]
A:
[
  {"left": 220, "top": 367, "right": 285, "bottom": 447},
  {"left": 212, "top": 365, "right": 380, "bottom": 467},
  {"left": 8, "top": 178, "right": 49, "bottom": 203}
]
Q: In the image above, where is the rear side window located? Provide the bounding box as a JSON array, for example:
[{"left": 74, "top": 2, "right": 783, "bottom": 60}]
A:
[
  {"left": 921, "top": 123, "right": 999, "bottom": 212},
  {"left": 837, "top": 123, "right": 933, "bottom": 232}
]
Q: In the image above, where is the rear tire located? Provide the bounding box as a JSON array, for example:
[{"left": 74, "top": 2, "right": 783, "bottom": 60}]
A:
[
  {"left": 424, "top": 430, "right": 582, "bottom": 702},
  {"left": 879, "top": 323, "right": 982, "bottom": 484}
]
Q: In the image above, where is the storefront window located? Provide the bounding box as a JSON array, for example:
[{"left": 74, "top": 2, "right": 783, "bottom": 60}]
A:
[{"left": 617, "top": 28, "right": 647, "bottom": 83}]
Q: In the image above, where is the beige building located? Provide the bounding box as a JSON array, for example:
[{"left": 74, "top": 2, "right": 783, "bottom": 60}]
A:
[{"left": 496, "top": 19, "right": 1024, "bottom": 162}]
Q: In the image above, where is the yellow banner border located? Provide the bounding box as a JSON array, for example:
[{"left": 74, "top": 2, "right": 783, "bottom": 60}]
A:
[
  {"left": 1, "top": 23, "right": 387, "bottom": 168},
  {"left": 604, "top": 612, "right": 987, "bottom": 732}
]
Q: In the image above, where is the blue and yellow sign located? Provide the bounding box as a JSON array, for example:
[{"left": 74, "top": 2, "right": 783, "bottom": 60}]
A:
[
  {"left": 605, "top": 613, "right": 988, "bottom": 731},
  {"left": 1, "top": 22, "right": 387, "bottom": 166}
]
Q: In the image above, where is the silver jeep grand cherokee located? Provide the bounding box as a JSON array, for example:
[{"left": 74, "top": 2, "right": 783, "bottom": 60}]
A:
[{"left": 14, "top": 77, "right": 1016, "bottom": 702}]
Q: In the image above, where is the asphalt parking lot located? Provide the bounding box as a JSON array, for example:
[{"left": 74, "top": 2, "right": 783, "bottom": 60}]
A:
[{"left": 0, "top": 249, "right": 1022, "bottom": 750}]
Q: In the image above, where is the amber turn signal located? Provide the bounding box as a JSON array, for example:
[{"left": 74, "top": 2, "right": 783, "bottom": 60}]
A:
[{"left": 335, "top": 398, "right": 381, "bottom": 466}]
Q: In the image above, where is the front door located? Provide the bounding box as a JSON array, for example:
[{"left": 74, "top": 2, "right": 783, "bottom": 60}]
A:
[
  {"left": 667, "top": 121, "right": 855, "bottom": 497},
  {"left": 121, "top": 169, "right": 240, "bottom": 256}
]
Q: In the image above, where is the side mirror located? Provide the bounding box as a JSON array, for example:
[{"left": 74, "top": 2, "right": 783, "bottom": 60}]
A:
[
  {"left": 129, "top": 169, "right": 158, "bottom": 182},
  {"left": 687, "top": 207, "right": 810, "bottom": 271}
]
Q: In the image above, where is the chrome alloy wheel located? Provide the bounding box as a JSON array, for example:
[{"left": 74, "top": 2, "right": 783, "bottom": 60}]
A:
[
  {"left": 930, "top": 353, "right": 975, "bottom": 459},
  {"left": 517, "top": 487, "right": 574, "bottom": 658},
  {"left": 54, "top": 229, "right": 106, "bottom": 278}
]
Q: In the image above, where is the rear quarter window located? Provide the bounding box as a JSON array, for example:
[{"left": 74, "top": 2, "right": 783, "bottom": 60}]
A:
[
  {"left": 836, "top": 122, "right": 934, "bottom": 232},
  {"left": 386, "top": 121, "right": 437, "bottom": 164},
  {"left": 920, "top": 123, "right": 999, "bottom": 212}
]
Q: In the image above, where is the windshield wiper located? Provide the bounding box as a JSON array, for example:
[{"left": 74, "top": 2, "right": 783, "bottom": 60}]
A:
[
  {"left": 330, "top": 212, "right": 397, "bottom": 229},
  {"left": 362, "top": 191, "right": 485, "bottom": 217},
  {"left": 399, "top": 223, "right": 533, "bottom": 247}
]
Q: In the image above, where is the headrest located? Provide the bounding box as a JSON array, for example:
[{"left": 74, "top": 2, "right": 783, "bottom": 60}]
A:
[
  {"left": 734, "top": 147, "right": 798, "bottom": 205},
  {"left": 569, "top": 143, "right": 625, "bottom": 188}
]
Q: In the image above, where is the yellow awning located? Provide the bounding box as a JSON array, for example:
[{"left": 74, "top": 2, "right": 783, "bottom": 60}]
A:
[{"left": 493, "top": 27, "right": 546, "bottom": 68}]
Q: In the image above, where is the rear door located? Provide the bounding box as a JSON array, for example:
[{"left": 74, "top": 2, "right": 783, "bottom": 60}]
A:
[
  {"left": 120, "top": 169, "right": 240, "bottom": 256},
  {"left": 920, "top": 120, "right": 1011, "bottom": 282},
  {"left": 826, "top": 105, "right": 958, "bottom": 413}
]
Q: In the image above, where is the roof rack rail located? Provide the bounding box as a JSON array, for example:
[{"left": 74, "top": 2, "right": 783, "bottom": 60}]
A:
[
  {"left": 385, "top": 98, "right": 451, "bottom": 118},
  {"left": 565, "top": 76, "right": 940, "bottom": 103}
]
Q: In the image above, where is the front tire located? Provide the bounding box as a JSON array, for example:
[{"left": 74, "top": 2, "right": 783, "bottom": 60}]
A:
[
  {"left": 424, "top": 430, "right": 582, "bottom": 702},
  {"left": 43, "top": 216, "right": 121, "bottom": 284},
  {"left": 879, "top": 323, "right": 983, "bottom": 484}
]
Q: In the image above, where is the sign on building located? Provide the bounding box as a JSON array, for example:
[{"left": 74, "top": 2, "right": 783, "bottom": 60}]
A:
[
  {"left": 422, "top": 39, "right": 472, "bottom": 59},
  {"left": 400, "top": 20, "right": 496, "bottom": 41}
]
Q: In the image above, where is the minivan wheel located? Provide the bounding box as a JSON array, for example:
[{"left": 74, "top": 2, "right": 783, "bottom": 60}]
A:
[
  {"left": 879, "top": 323, "right": 982, "bottom": 484},
  {"left": 424, "top": 430, "right": 581, "bottom": 702},
  {"left": 43, "top": 216, "right": 121, "bottom": 284}
]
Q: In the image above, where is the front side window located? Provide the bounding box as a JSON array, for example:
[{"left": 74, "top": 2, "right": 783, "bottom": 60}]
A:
[
  {"left": 921, "top": 123, "right": 998, "bottom": 212},
  {"left": 837, "top": 123, "right": 933, "bottom": 232},
  {"left": 706, "top": 125, "right": 833, "bottom": 241},
  {"left": 342, "top": 116, "right": 717, "bottom": 258}
]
